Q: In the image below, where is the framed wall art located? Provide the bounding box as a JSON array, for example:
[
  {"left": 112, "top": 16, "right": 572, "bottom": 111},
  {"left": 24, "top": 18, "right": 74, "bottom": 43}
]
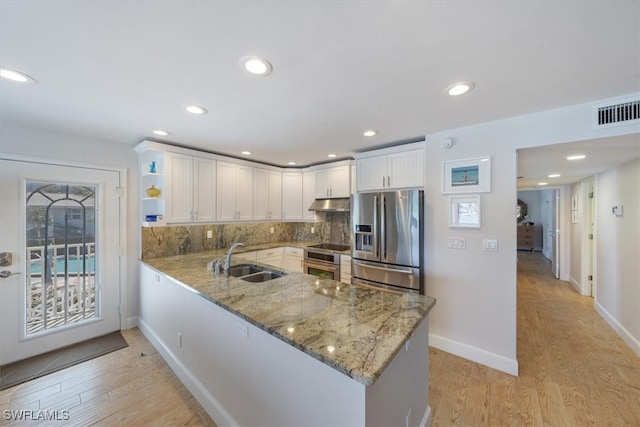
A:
[
  {"left": 442, "top": 156, "right": 492, "bottom": 194},
  {"left": 449, "top": 195, "right": 482, "bottom": 228}
]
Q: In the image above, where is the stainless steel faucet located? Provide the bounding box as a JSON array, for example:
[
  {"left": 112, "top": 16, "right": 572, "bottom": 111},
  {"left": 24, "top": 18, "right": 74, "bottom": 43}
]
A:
[{"left": 223, "top": 242, "right": 245, "bottom": 275}]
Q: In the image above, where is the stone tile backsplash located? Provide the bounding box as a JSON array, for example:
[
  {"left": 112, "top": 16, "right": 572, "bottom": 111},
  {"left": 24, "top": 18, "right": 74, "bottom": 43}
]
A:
[{"left": 141, "top": 212, "right": 351, "bottom": 259}]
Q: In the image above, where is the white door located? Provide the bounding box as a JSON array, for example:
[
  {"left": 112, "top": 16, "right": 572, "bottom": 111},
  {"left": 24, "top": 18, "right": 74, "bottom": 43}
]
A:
[
  {"left": 0, "top": 159, "right": 121, "bottom": 364},
  {"left": 552, "top": 189, "right": 560, "bottom": 279}
]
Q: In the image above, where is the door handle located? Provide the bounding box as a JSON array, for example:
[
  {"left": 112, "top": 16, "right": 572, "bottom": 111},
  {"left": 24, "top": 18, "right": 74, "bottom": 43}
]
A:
[{"left": 0, "top": 270, "right": 20, "bottom": 278}]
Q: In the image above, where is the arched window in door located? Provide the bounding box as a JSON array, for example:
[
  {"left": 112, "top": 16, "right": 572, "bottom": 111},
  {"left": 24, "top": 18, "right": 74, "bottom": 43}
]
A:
[{"left": 25, "top": 182, "right": 98, "bottom": 334}]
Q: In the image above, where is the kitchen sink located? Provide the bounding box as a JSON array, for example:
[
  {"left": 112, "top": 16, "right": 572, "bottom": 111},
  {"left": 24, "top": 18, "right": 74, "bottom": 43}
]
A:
[
  {"left": 227, "top": 263, "right": 287, "bottom": 282},
  {"left": 228, "top": 264, "right": 264, "bottom": 277},
  {"left": 240, "top": 270, "right": 287, "bottom": 283}
]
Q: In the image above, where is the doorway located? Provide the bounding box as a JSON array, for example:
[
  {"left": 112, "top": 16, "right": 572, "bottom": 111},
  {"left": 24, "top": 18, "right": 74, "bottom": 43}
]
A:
[{"left": 0, "top": 159, "right": 122, "bottom": 365}]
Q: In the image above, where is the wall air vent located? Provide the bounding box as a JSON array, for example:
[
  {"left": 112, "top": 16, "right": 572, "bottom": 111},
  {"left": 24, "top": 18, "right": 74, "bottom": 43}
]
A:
[{"left": 593, "top": 97, "right": 640, "bottom": 129}]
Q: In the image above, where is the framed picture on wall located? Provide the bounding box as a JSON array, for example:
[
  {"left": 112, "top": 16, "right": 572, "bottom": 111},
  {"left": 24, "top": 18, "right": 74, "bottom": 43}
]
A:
[
  {"left": 449, "top": 195, "right": 482, "bottom": 228},
  {"left": 442, "top": 156, "right": 492, "bottom": 194}
]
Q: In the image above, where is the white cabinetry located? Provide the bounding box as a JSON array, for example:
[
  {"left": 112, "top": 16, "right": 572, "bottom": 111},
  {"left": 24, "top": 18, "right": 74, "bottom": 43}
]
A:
[
  {"left": 302, "top": 171, "right": 317, "bottom": 221},
  {"left": 165, "top": 152, "right": 216, "bottom": 223},
  {"left": 254, "top": 168, "right": 282, "bottom": 220},
  {"left": 356, "top": 143, "right": 424, "bottom": 192},
  {"left": 283, "top": 247, "right": 304, "bottom": 272},
  {"left": 256, "top": 247, "right": 284, "bottom": 268},
  {"left": 282, "top": 172, "right": 303, "bottom": 220},
  {"left": 217, "top": 161, "right": 254, "bottom": 221},
  {"left": 315, "top": 165, "right": 350, "bottom": 198},
  {"left": 340, "top": 255, "right": 352, "bottom": 284}
]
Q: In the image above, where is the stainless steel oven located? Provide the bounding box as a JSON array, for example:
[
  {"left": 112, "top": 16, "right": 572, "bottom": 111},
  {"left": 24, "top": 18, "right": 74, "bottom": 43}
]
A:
[{"left": 303, "top": 244, "right": 349, "bottom": 281}]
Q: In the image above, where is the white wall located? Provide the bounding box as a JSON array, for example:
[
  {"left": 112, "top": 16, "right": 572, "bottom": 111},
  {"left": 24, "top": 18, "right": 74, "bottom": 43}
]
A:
[
  {"left": 423, "top": 92, "right": 639, "bottom": 375},
  {"left": 594, "top": 158, "right": 640, "bottom": 355},
  {"left": 0, "top": 123, "right": 139, "bottom": 327}
]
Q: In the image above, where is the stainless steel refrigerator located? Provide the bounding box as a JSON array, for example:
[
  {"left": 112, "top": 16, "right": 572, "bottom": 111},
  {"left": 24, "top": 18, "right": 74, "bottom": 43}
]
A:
[{"left": 351, "top": 190, "right": 424, "bottom": 293}]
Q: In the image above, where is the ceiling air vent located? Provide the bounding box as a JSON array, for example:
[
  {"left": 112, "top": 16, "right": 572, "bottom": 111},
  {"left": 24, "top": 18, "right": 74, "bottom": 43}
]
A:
[{"left": 593, "top": 97, "right": 640, "bottom": 129}]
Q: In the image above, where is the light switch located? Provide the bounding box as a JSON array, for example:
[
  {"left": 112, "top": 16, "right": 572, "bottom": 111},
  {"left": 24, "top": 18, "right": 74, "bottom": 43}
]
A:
[
  {"left": 206, "top": 230, "right": 213, "bottom": 239},
  {"left": 448, "top": 237, "right": 466, "bottom": 249},
  {"left": 483, "top": 239, "right": 498, "bottom": 252}
]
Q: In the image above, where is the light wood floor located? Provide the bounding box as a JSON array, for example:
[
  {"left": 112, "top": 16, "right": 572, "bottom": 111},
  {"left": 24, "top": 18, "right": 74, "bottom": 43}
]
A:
[
  {"left": 0, "top": 329, "right": 215, "bottom": 426},
  {"left": 2, "top": 251, "right": 639, "bottom": 426},
  {"left": 429, "top": 251, "right": 640, "bottom": 426}
]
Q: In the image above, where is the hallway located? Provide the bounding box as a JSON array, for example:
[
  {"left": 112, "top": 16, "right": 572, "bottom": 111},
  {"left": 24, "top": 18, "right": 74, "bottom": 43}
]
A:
[{"left": 429, "top": 251, "right": 640, "bottom": 426}]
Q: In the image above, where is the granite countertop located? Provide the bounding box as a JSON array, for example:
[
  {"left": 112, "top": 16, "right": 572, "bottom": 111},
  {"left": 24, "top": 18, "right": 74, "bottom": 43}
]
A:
[{"left": 141, "top": 249, "right": 436, "bottom": 386}]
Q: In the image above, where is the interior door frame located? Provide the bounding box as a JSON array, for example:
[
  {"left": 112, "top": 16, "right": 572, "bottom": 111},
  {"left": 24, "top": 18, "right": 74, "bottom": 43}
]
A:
[{"left": 0, "top": 152, "right": 128, "bottom": 334}]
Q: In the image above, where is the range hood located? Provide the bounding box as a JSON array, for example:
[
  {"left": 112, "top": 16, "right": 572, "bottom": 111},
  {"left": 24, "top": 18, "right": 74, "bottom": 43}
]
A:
[{"left": 308, "top": 197, "right": 350, "bottom": 212}]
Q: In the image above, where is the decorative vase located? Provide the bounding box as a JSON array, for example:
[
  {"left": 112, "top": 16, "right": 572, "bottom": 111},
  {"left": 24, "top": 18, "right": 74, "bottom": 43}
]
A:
[
  {"left": 145, "top": 185, "right": 161, "bottom": 198},
  {"left": 149, "top": 161, "right": 157, "bottom": 173}
]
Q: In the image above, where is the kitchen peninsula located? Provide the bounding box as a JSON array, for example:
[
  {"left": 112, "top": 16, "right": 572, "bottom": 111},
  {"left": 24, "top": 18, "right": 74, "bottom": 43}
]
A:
[{"left": 139, "top": 247, "right": 436, "bottom": 426}]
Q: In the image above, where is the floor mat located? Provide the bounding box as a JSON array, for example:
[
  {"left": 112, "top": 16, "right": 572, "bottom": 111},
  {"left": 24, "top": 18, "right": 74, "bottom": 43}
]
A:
[{"left": 0, "top": 331, "right": 128, "bottom": 391}]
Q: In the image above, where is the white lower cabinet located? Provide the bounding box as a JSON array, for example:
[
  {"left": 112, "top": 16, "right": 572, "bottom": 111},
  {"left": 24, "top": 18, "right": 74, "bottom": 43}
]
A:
[
  {"left": 256, "top": 247, "right": 284, "bottom": 268},
  {"left": 340, "top": 254, "right": 352, "bottom": 284},
  {"left": 139, "top": 262, "right": 430, "bottom": 427},
  {"left": 283, "top": 246, "right": 304, "bottom": 273}
]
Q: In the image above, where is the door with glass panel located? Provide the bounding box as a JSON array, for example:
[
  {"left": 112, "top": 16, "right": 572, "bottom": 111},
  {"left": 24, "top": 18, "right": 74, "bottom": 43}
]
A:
[{"left": 0, "top": 159, "right": 121, "bottom": 365}]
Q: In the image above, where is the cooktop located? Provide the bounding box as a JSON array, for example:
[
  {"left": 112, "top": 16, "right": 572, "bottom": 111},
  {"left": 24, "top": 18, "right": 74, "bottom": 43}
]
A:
[{"left": 307, "top": 243, "right": 351, "bottom": 252}]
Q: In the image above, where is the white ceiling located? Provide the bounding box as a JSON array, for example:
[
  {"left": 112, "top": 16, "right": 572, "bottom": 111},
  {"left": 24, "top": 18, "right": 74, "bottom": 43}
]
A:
[{"left": 1, "top": 1, "right": 639, "bottom": 175}]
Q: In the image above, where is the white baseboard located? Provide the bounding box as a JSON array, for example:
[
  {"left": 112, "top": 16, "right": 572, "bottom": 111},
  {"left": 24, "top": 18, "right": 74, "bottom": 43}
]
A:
[
  {"left": 594, "top": 301, "right": 640, "bottom": 357},
  {"left": 420, "top": 405, "right": 432, "bottom": 427},
  {"left": 137, "top": 318, "right": 238, "bottom": 427},
  {"left": 429, "top": 334, "right": 519, "bottom": 376},
  {"left": 123, "top": 316, "right": 139, "bottom": 329},
  {"left": 568, "top": 276, "right": 586, "bottom": 295}
]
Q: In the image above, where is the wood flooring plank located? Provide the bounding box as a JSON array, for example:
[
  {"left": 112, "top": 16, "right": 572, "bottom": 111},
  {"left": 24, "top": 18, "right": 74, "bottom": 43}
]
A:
[{"left": 429, "top": 252, "right": 640, "bottom": 426}]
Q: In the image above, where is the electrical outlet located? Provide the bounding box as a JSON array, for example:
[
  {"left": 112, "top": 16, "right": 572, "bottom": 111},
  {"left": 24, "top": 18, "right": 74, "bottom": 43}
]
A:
[
  {"left": 270, "top": 227, "right": 275, "bottom": 234},
  {"left": 311, "top": 227, "right": 315, "bottom": 234},
  {"left": 206, "top": 230, "right": 213, "bottom": 239}
]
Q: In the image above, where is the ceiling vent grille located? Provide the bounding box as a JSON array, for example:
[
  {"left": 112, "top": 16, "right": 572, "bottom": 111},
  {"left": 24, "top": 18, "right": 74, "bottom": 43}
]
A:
[{"left": 593, "top": 97, "right": 640, "bottom": 128}]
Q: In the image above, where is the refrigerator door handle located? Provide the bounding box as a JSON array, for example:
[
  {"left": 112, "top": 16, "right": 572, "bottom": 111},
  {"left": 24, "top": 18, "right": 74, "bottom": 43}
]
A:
[
  {"left": 381, "top": 195, "right": 387, "bottom": 260},
  {"left": 373, "top": 195, "right": 379, "bottom": 258},
  {"left": 353, "top": 260, "right": 413, "bottom": 274}
]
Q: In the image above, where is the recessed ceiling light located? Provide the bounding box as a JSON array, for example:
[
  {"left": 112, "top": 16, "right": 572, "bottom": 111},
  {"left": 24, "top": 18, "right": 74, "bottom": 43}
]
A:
[
  {"left": 327, "top": 153, "right": 337, "bottom": 158},
  {"left": 0, "top": 67, "right": 36, "bottom": 84},
  {"left": 547, "top": 173, "right": 561, "bottom": 178},
  {"left": 153, "top": 130, "right": 170, "bottom": 136},
  {"left": 241, "top": 151, "right": 252, "bottom": 155},
  {"left": 566, "top": 154, "right": 586, "bottom": 160},
  {"left": 183, "top": 105, "right": 207, "bottom": 115},
  {"left": 363, "top": 130, "right": 378, "bottom": 137},
  {"left": 288, "top": 162, "right": 296, "bottom": 165},
  {"left": 240, "top": 56, "right": 273, "bottom": 76},
  {"left": 538, "top": 182, "right": 548, "bottom": 186},
  {"left": 444, "top": 81, "right": 475, "bottom": 96}
]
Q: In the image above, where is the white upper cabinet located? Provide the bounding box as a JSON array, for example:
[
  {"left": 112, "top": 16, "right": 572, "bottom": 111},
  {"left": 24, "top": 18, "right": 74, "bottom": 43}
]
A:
[
  {"left": 136, "top": 141, "right": 351, "bottom": 225},
  {"left": 217, "top": 161, "right": 254, "bottom": 221},
  {"left": 254, "top": 168, "right": 282, "bottom": 220},
  {"left": 302, "top": 171, "right": 317, "bottom": 221},
  {"left": 281, "top": 172, "right": 303, "bottom": 220},
  {"left": 165, "top": 152, "right": 216, "bottom": 223},
  {"left": 355, "top": 143, "right": 424, "bottom": 192},
  {"left": 315, "top": 165, "right": 350, "bottom": 198},
  {"left": 192, "top": 156, "right": 217, "bottom": 222}
]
